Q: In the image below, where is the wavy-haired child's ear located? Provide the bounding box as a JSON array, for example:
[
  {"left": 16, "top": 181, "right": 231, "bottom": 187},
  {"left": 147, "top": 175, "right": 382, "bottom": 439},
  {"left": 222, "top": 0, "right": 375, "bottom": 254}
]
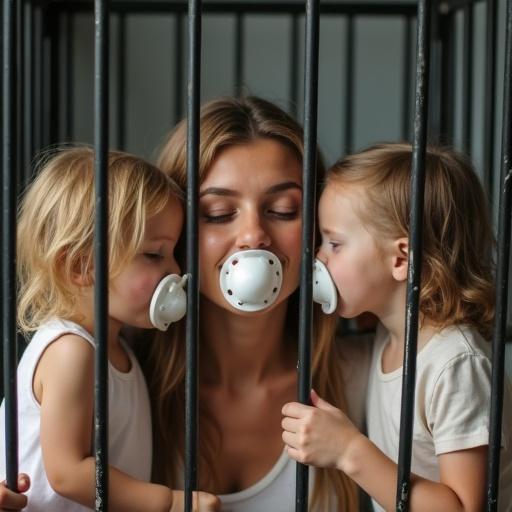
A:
[{"left": 391, "top": 237, "right": 409, "bottom": 282}]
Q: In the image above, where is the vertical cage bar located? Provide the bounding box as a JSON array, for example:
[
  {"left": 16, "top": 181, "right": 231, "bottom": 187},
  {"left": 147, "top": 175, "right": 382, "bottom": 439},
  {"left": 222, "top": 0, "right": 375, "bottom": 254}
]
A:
[
  {"left": 2, "top": 0, "right": 19, "bottom": 491},
  {"left": 483, "top": 0, "right": 497, "bottom": 199},
  {"left": 462, "top": 3, "right": 474, "bottom": 153},
  {"left": 24, "top": 0, "right": 33, "bottom": 173},
  {"left": 94, "top": 0, "right": 109, "bottom": 509},
  {"left": 185, "top": 0, "right": 201, "bottom": 510},
  {"left": 16, "top": 0, "right": 24, "bottom": 185},
  {"left": 234, "top": 13, "right": 244, "bottom": 94},
  {"left": 396, "top": 0, "right": 431, "bottom": 510},
  {"left": 295, "top": 0, "right": 319, "bottom": 510},
  {"left": 486, "top": 0, "right": 512, "bottom": 508},
  {"left": 33, "top": 3, "right": 42, "bottom": 154},
  {"left": 402, "top": 16, "right": 412, "bottom": 141},
  {"left": 117, "top": 12, "right": 125, "bottom": 150},
  {"left": 174, "top": 13, "right": 184, "bottom": 124},
  {"left": 344, "top": 15, "right": 354, "bottom": 154},
  {"left": 290, "top": 13, "right": 299, "bottom": 117}
]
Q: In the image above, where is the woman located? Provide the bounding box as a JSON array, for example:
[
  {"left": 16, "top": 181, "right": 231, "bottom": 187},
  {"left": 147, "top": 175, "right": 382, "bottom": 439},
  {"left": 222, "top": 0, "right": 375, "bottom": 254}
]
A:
[
  {"left": 147, "top": 96, "right": 363, "bottom": 511},
  {"left": 0, "top": 97, "right": 367, "bottom": 511}
]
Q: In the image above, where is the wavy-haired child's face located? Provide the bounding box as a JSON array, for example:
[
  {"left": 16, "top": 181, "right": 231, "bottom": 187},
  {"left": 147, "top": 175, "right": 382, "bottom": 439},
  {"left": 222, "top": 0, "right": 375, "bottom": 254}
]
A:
[
  {"left": 317, "top": 183, "right": 401, "bottom": 320},
  {"left": 108, "top": 196, "right": 183, "bottom": 329},
  {"left": 198, "top": 138, "right": 303, "bottom": 315}
]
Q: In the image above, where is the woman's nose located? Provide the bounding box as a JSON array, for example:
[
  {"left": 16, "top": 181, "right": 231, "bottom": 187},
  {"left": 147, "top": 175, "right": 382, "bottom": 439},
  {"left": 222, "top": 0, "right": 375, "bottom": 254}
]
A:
[{"left": 235, "top": 213, "right": 271, "bottom": 250}]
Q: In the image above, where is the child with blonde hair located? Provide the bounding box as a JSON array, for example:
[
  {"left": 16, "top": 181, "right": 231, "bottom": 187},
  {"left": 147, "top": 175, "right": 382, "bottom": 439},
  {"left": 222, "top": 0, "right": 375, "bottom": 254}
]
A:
[
  {"left": 0, "top": 147, "right": 219, "bottom": 511},
  {"left": 282, "top": 143, "right": 512, "bottom": 511}
]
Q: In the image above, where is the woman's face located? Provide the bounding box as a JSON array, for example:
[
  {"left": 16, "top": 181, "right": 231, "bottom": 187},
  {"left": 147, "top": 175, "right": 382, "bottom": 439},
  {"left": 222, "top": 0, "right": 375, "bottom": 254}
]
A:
[{"left": 198, "top": 138, "right": 303, "bottom": 314}]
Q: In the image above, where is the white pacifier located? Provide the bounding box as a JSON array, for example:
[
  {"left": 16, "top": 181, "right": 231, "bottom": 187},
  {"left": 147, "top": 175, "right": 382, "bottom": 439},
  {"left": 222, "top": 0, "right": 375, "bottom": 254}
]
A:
[
  {"left": 312, "top": 259, "right": 338, "bottom": 314},
  {"left": 219, "top": 249, "right": 283, "bottom": 312},
  {"left": 149, "top": 274, "right": 188, "bottom": 331}
]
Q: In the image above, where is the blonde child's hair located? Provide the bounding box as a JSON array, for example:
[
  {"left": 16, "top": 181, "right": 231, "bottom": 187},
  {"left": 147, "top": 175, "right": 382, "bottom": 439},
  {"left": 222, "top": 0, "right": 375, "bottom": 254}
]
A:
[
  {"left": 327, "top": 142, "right": 495, "bottom": 339},
  {"left": 17, "top": 146, "right": 183, "bottom": 333}
]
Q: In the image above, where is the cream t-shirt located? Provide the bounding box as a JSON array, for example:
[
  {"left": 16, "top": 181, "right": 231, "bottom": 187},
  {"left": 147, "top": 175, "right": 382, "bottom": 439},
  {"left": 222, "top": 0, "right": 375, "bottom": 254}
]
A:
[{"left": 367, "top": 323, "right": 512, "bottom": 512}]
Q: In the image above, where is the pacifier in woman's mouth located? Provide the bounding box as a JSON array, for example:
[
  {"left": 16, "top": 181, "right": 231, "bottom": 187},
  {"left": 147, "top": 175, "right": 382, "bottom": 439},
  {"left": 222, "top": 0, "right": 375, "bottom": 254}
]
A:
[
  {"left": 219, "top": 249, "right": 283, "bottom": 312},
  {"left": 150, "top": 274, "right": 188, "bottom": 331},
  {"left": 312, "top": 259, "right": 338, "bottom": 314}
]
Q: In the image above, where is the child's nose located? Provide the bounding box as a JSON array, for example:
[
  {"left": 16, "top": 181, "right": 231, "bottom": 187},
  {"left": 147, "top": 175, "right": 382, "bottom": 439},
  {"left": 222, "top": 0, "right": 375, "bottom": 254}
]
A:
[
  {"left": 235, "top": 213, "right": 271, "bottom": 250},
  {"left": 316, "top": 247, "right": 327, "bottom": 264}
]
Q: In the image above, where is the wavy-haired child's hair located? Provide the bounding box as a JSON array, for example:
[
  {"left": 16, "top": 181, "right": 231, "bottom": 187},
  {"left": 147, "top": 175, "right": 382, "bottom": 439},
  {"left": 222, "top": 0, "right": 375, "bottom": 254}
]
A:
[
  {"left": 17, "top": 146, "right": 182, "bottom": 333},
  {"left": 327, "top": 143, "right": 495, "bottom": 339},
  {"left": 150, "top": 96, "right": 358, "bottom": 511}
]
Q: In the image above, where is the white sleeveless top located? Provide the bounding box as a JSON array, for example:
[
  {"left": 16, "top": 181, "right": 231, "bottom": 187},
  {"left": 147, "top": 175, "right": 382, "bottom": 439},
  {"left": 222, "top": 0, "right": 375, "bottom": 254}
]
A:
[
  {"left": 217, "top": 334, "right": 373, "bottom": 512},
  {"left": 0, "top": 319, "right": 153, "bottom": 512}
]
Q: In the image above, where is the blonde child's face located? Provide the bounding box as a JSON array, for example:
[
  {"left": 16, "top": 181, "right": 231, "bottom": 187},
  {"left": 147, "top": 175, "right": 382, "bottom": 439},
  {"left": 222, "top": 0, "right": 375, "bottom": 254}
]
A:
[
  {"left": 198, "top": 138, "right": 303, "bottom": 314},
  {"left": 317, "top": 183, "right": 399, "bottom": 319},
  {"left": 109, "top": 196, "right": 184, "bottom": 329}
]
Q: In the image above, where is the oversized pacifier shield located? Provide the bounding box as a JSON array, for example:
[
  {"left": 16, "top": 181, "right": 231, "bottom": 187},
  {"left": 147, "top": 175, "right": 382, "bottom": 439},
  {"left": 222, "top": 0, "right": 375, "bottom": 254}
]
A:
[
  {"left": 150, "top": 274, "right": 188, "bottom": 331},
  {"left": 313, "top": 259, "right": 338, "bottom": 314},
  {"left": 219, "top": 250, "right": 283, "bottom": 312}
]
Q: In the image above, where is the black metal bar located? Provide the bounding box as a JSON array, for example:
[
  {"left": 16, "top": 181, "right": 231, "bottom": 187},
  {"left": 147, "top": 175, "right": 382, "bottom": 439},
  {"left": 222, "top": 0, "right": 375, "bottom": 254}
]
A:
[
  {"left": 47, "top": 1, "right": 417, "bottom": 16},
  {"left": 296, "top": 0, "right": 319, "bottom": 510},
  {"left": 396, "top": 0, "right": 431, "bottom": 510},
  {"left": 16, "top": 0, "right": 24, "bottom": 186},
  {"left": 94, "top": 0, "right": 109, "bottom": 509},
  {"left": 486, "top": 0, "right": 512, "bottom": 508},
  {"left": 461, "top": 3, "right": 473, "bottom": 153},
  {"left": 2, "top": 0, "right": 19, "bottom": 492},
  {"left": 117, "top": 12, "right": 125, "bottom": 149},
  {"left": 23, "top": 0, "right": 32, "bottom": 179},
  {"left": 174, "top": 13, "right": 183, "bottom": 124},
  {"left": 185, "top": 0, "right": 201, "bottom": 509},
  {"left": 33, "top": 3, "right": 42, "bottom": 153},
  {"left": 483, "top": 0, "right": 497, "bottom": 199},
  {"left": 402, "top": 16, "right": 412, "bottom": 141},
  {"left": 234, "top": 12, "right": 244, "bottom": 94},
  {"left": 344, "top": 15, "right": 354, "bottom": 154},
  {"left": 289, "top": 13, "right": 299, "bottom": 117}
]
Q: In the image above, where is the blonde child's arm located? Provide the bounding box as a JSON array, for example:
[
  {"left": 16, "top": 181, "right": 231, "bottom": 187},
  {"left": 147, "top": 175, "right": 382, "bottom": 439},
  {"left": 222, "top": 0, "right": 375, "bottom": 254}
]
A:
[
  {"left": 37, "top": 334, "right": 171, "bottom": 512},
  {"left": 282, "top": 390, "right": 486, "bottom": 512}
]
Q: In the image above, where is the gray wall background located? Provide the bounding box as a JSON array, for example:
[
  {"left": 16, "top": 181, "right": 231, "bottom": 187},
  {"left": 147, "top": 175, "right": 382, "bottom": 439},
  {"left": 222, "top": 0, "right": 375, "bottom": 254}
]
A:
[{"left": 62, "top": 0, "right": 511, "bottom": 374}]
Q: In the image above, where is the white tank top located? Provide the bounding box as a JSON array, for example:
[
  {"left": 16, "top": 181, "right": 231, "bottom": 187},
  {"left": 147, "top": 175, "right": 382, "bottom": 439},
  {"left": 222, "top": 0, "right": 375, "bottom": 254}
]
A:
[{"left": 0, "top": 318, "right": 153, "bottom": 512}]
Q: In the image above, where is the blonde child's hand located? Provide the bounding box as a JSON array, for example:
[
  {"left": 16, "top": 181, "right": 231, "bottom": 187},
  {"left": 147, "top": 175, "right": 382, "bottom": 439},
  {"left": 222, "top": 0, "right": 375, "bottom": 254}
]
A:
[
  {"left": 0, "top": 473, "right": 30, "bottom": 511},
  {"left": 281, "top": 389, "right": 362, "bottom": 471},
  {"left": 170, "top": 490, "right": 221, "bottom": 512}
]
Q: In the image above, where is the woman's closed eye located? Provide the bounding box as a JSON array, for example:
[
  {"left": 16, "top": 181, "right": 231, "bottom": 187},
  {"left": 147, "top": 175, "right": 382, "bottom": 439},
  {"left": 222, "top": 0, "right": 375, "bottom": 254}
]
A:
[
  {"left": 202, "top": 210, "right": 236, "bottom": 223},
  {"left": 268, "top": 208, "right": 299, "bottom": 220}
]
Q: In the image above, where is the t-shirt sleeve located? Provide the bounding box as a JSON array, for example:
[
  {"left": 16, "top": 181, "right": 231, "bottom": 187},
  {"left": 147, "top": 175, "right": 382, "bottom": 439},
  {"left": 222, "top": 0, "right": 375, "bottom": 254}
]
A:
[{"left": 428, "top": 353, "right": 499, "bottom": 455}]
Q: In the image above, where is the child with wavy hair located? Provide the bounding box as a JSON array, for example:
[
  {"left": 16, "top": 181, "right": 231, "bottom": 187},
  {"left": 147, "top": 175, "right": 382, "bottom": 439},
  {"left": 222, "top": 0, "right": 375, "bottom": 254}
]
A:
[
  {"left": 282, "top": 143, "right": 512, "bottom": 511},
  {"left": 0, "top": 147, "right": 218, "bottom": 511}
]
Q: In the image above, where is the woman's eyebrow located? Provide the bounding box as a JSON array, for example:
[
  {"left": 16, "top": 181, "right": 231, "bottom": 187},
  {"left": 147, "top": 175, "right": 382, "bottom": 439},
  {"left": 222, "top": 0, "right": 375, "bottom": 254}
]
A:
[
  {"left": 266, "top": 182, "right": 302, "bottom": 194},
  {"left": 199, "top": 187, "right": 239, "bottom": 198}
]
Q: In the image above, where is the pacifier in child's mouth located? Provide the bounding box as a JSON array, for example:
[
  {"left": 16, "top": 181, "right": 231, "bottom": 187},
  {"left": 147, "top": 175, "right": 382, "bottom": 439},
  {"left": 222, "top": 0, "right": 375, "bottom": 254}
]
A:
[
  {"left": 219, "top": 249, "right": 283, "bottom": 312},
  {"left": 150, "top": 274, "right": 188, "bottom": 331},
  {"left": 312, "top": 259, "right": 338, "bottom": 314}
]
